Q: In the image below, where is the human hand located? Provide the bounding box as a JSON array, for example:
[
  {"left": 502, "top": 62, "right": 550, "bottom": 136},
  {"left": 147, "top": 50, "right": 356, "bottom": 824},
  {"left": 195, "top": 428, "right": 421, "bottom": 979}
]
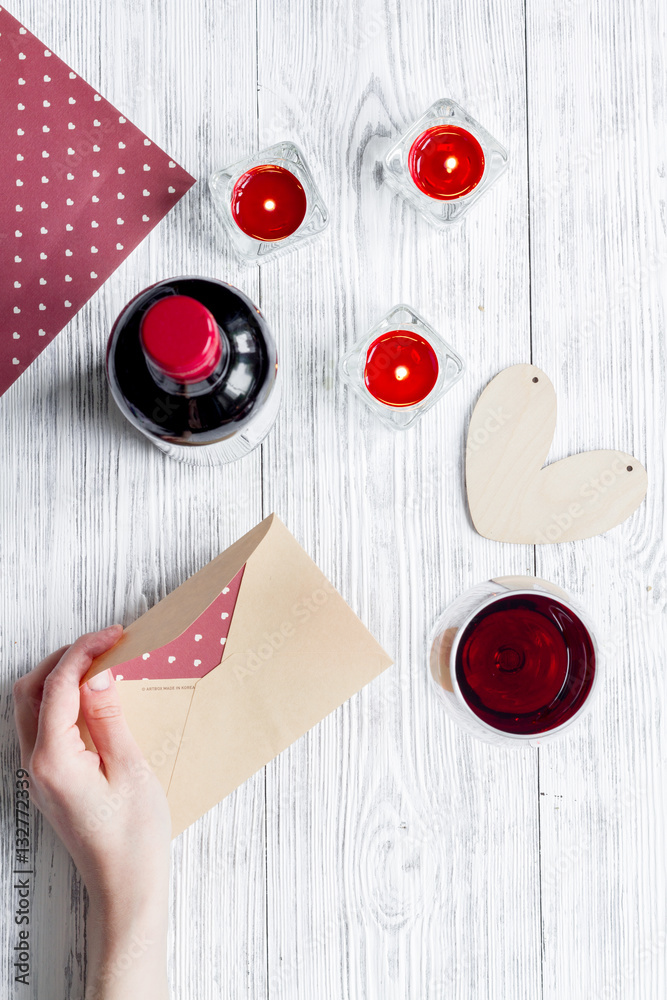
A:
[{"left": 13, "top": 625, "right": 171, "bottom": 1000}]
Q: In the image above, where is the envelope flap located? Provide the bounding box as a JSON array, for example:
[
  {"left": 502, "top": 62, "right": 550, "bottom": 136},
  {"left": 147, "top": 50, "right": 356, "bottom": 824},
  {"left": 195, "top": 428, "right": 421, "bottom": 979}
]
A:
[
  {"left": 166, "top": 515, "right": 393, "bottom": 836},
  {"left": 82, "top": 516, "right": 275, "bottom": 684}
]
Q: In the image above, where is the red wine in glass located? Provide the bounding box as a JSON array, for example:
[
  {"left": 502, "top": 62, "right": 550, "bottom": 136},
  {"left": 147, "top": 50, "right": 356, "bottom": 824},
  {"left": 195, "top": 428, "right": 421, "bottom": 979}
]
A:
[
  {"left": 454, "top": 593, "right": 596, "bottom": 736},
  {"left": 409, "top": 125, "right": 485, "bottom": 200}
]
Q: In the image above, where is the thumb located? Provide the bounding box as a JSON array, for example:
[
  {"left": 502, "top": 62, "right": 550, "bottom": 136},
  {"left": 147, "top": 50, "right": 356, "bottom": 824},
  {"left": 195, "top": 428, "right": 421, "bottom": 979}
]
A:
[{"left": 80, "top": 669, "right": 143, "bottom": 772}]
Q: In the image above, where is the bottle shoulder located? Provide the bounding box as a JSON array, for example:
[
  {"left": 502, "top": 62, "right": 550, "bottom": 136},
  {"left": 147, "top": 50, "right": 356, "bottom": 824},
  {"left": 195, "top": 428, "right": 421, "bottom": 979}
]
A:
[{"left": 107, "top": 277, "right": 277, "bottom": 443}]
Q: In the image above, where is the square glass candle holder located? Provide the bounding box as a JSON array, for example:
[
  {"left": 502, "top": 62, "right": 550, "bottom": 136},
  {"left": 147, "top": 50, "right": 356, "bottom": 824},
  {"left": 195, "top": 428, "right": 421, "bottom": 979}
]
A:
[
  {"left": 209, "top": 141, "right": 329, "bottom": 263},
  {"left": 384, "top": 99, "right": 508, "bottom": 226},
  {"left": 339, "top": 304, "right": 465, "bottom": 430}
]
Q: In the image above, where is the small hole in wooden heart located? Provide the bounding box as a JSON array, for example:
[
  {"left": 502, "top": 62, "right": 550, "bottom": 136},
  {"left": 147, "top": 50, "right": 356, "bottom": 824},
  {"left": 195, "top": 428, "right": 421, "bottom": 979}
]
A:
[
  {"left": 532, "top": 377, "right": 539, "bottom": 383},
  {"left": 627, "top": 466, "right": 633, "bottom": 472}
]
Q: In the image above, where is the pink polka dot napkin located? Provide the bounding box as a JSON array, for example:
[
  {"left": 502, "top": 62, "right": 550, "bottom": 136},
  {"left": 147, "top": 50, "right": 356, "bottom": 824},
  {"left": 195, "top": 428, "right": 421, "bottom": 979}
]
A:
[{"left": 0, "top": 7, "right": 196, "bottom": 397}]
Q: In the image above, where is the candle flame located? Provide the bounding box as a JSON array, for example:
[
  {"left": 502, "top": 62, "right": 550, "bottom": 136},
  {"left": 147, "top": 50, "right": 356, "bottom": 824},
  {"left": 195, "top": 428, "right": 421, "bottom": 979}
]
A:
[
  {"left": 394, "top": 365, "right": 409, "bottom": 381},
  {"left": 445, "top": 156, "right": 458, "bottom": 172},
  {"left": 263, "top": 198, "right": 276, "bottom": 211}
]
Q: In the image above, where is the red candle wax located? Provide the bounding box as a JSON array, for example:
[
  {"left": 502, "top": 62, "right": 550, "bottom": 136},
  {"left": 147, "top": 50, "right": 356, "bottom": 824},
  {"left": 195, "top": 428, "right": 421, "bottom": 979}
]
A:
[
  {"left": 408, "top": 125, "right": 485, "bottom": 200},
  {"left": 455, "top": 594, "right": 596, "bottom": 735},
  {"left": 231, "top": 164, "right": 307, "bottom": 241},
  {"left": 364, "top": 330, "right": 439, "bottom": 407}
]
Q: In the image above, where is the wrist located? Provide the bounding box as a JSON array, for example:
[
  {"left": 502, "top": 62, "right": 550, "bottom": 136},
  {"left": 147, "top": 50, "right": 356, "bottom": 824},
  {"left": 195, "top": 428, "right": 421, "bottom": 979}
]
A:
[{"left": 85, "top": 881, "right": 170, "bottom": 1000}]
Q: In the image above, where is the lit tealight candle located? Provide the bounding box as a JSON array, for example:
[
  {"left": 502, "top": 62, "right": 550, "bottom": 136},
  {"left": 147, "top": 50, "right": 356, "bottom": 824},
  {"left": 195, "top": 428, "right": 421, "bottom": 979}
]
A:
[
  {"left": 408, "top": 125, "right": 485, "bottom": 200},
  {"left": 231, "top": 164, "right": 307, "bottom": 241},
  {"left": 364, "top": 330, "right": 439, "bottom": 407}
]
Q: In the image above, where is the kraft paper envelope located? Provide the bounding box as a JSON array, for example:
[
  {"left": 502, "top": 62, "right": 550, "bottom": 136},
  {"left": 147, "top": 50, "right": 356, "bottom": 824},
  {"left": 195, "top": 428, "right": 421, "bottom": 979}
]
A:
[{"left": 80, "top": 515, "right": 392, "bottom": 837}]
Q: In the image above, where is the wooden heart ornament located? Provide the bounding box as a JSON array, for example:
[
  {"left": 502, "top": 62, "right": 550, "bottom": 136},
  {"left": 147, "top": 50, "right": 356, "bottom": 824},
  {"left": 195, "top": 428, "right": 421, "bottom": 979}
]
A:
[{"left": 466, "top": 364, "right": 647, "bottom": 543}]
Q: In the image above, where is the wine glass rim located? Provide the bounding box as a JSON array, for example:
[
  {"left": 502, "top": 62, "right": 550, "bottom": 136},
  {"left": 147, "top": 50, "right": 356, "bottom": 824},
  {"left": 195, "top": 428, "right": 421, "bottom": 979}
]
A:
[{"left": 446, "top": 586, "right": 601, "bottom": 743}]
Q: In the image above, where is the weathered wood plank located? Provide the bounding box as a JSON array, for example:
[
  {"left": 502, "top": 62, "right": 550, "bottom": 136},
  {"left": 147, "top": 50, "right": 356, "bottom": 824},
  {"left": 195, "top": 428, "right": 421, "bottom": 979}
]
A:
[
  {"left": 257, "top": 1, "right": 540, "bottom": 997},
  {"left": 1, "top": 1, "right": 267, "bottom": 997},
  {"left": 526, "top": 0, "right": 667, "bottom": 998}
]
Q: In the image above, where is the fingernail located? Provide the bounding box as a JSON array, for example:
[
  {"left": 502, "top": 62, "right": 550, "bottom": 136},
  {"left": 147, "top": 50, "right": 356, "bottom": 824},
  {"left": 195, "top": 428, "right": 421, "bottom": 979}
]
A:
[
  {"left": 104, "top": 624, "right": 123, "bottom": 633},
  {"left": 87, "top": 669, "right": 111, "bottom": 691}
]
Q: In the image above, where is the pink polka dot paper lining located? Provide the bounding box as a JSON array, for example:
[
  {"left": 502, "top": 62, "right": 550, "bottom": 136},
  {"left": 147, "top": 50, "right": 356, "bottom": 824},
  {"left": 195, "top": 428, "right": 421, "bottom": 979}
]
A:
[
  {"left": 111, "top": 565, "right": 245, "bottom": 682},
  {"left": 0, "top": 7, "right": 196, "bottom": 397}
]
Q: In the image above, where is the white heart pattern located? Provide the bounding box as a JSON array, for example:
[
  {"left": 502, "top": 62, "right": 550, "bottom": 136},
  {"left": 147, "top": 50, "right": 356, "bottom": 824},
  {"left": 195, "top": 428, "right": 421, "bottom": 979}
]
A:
[
  {"left": 98, "top": 566, "right": 244, "bottom": 682},
  {"left": 1, "top": 10, "right": 193, "bottom": 395}
]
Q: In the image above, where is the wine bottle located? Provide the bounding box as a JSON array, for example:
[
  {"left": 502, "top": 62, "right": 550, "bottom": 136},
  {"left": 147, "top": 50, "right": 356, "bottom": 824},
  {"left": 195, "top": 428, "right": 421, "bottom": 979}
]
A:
[{"left": 106, "top": 276, "right": 280, "bottom": 465}]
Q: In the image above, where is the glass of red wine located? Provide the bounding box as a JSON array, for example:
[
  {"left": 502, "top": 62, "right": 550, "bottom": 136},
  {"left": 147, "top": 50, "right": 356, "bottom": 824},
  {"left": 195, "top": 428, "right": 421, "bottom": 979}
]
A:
[
  {"left": 429, "top": 577, "right": 600, "bottom": 746},
  {"left": 384, "top": 98, "right": 508, "bottom": 226},
  {"left": 339, "top": 304, "right": 465, "bottom": 430},
  {"left": 209, "top": 141, "right": 328, "bottom": 263}
]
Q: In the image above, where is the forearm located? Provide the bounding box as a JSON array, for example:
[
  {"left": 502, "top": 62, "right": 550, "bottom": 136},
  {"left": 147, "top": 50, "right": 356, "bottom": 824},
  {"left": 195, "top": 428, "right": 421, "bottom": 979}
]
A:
[{"left": 84, "top": 890, "right": 170, "bottom": 1000}]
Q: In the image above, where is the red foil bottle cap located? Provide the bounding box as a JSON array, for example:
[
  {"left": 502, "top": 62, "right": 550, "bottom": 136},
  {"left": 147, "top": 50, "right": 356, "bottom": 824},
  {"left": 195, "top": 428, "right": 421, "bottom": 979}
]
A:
[{"left": 140, "top": 294, "right": 223, "bottom": 382}]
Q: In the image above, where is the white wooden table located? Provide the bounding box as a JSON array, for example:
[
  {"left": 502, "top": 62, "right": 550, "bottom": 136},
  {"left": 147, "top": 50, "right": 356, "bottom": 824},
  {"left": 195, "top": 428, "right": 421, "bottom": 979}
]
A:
[{"left": 2, "top": 1, "right": 665, "bottom": 997}]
